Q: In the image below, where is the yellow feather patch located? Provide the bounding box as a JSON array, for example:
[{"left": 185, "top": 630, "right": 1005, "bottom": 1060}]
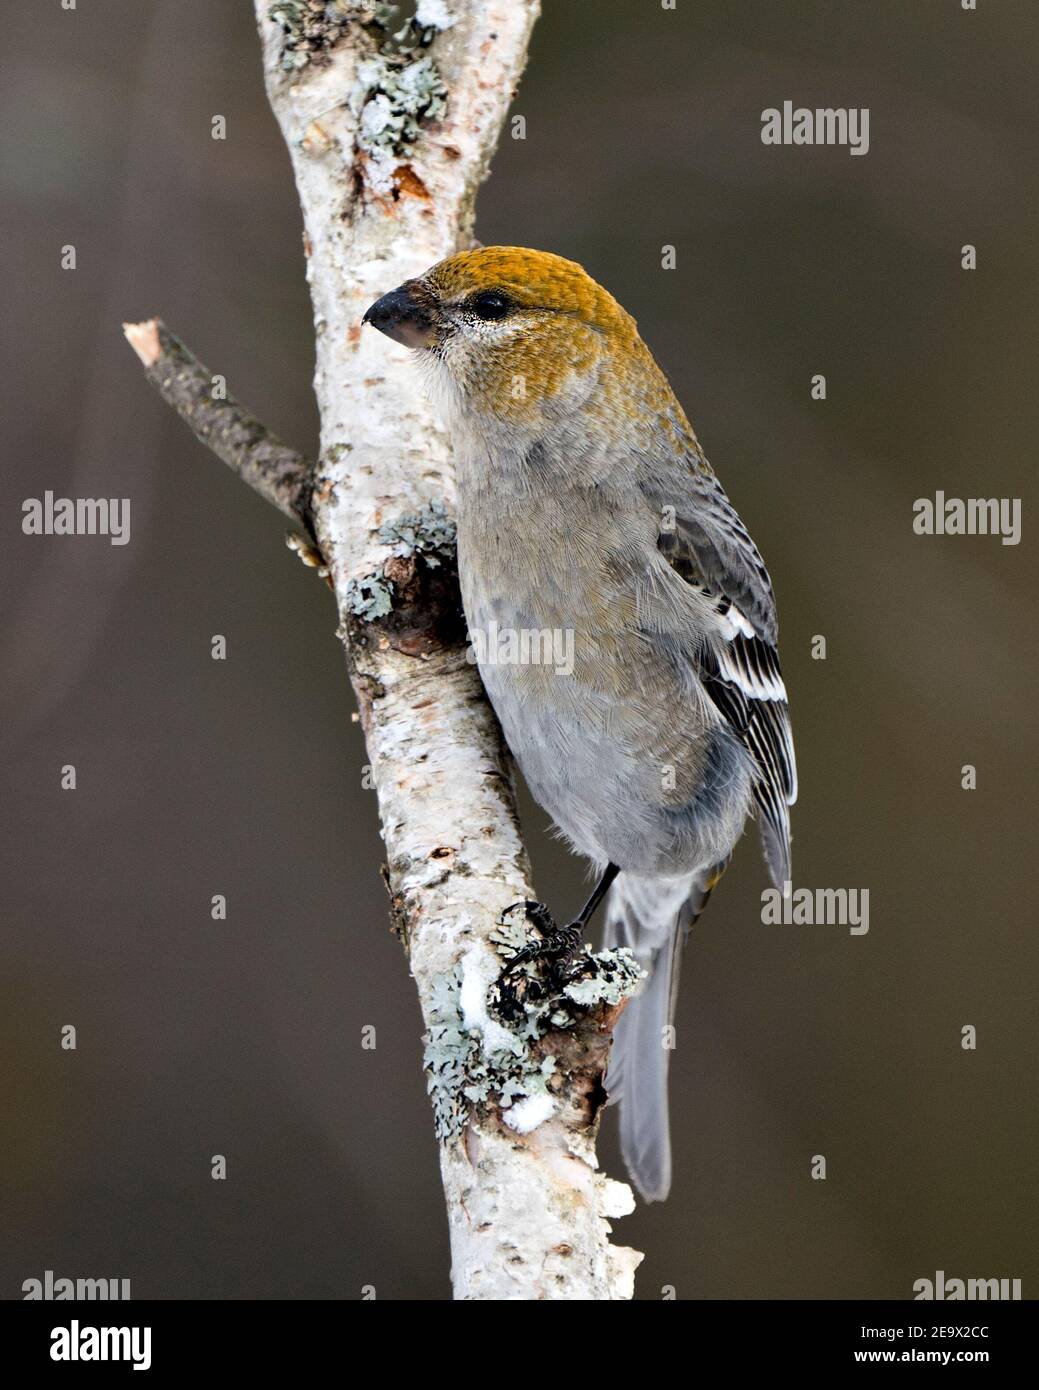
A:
[
  {"left": 427, "top": 246, "right": 637, "bottom": 338},
  {"left": 419, "top": 247, "right": 702, "bottom": 459}
]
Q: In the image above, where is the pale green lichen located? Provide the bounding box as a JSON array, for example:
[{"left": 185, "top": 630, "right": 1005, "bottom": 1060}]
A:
[
  {"left": 423, "top": 965, "right": 560, "bottom": 1140},
  {"left": 563, "top": 966, "right": 641, "bottom": 1010},
  {"left": 350, "top": 3, "right": 450, "bottom": 192},
  {"left": 269, "top": 1, "right": 450, "bottom": 191},
  {"left": 344, "top": 574, "right": 394, "bottom": 619},
  {"left": 378, "top": 499, "right": 455, "bottom": 567},
  {"left": 269, "top": 0, "right": 353, "bottom": 72},
  {"left": 354, "top": 52, "right": 448, "bottom": 160},
  {"left": 269, "top": 1, "right": 452, "bottom": 76},
  {"left": 423, "top": 926, "right": 643, "bottom": 1141},
  {"left": 342, "top": 503, "right": 455, "bottom": 623}
]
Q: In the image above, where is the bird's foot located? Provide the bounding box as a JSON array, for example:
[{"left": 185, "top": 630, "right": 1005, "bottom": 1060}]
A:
[{"left": 495, "top": 900, "right": 585, "bottom": 1013}]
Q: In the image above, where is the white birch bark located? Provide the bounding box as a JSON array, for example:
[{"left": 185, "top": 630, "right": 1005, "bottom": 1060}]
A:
[{"left": 223, "top": 0, "right": 643, "bottom": 1299}]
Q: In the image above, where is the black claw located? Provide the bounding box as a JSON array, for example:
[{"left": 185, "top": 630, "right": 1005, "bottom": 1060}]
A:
[
  {"left": 501, "top": 899, "right": 556, "bottom": 936},
  {"left": 547, "top": 952, "right": 581, "bottom": 991},
  {"left": 495, "top": 899, "right": 586, "bottom": 1008}
]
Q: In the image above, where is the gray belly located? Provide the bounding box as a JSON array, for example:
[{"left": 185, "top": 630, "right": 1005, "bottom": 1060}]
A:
[{"left": 461, "top": 571, "right": 754, "bottom": 877}]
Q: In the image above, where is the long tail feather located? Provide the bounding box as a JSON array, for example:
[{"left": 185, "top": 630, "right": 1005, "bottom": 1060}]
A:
[{"left": 603, "top": 863, "right": 727, "bottom": 1202}]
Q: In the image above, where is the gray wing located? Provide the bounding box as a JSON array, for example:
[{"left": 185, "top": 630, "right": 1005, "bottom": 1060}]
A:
[{"left": 641, "top": 462, "right": 797, "bottom": 885}]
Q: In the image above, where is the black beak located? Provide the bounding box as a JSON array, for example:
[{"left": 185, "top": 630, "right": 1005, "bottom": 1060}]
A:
[{"left": 362, "top": 283, "right": 438, "bottom": 349}]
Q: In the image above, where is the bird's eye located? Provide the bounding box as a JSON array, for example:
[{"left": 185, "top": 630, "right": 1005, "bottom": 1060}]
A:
[{"left": 469, "top": 291, "right": 510, "bottom": 321}]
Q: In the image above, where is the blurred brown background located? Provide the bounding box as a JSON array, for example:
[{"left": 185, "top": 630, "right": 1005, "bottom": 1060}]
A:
[{"left": 2, "top": 0, "right": 1037, "bottom": 1300}]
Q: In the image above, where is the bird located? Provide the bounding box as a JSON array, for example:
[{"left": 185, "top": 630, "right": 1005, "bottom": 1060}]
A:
[{"left": 363, "top": 247, "right": 796, "bottom": 1202}]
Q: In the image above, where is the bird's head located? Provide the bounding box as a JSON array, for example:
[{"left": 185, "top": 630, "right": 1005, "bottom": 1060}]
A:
[{"left": 363, "top": 246, "right": 660, "bottom": 433}]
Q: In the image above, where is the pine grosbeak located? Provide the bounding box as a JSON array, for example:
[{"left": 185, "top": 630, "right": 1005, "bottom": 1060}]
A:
[{"left": 365, "top": 247, "right": 796, "bottom": 1202}]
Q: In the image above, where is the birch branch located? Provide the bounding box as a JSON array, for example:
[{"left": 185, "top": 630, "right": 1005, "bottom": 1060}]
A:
[
  {"left": 127, "top": 0, "right": 644, "bottom": 1299},
  {"left": 122, "top": 318, "right": 313, "bottom": 525}
]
